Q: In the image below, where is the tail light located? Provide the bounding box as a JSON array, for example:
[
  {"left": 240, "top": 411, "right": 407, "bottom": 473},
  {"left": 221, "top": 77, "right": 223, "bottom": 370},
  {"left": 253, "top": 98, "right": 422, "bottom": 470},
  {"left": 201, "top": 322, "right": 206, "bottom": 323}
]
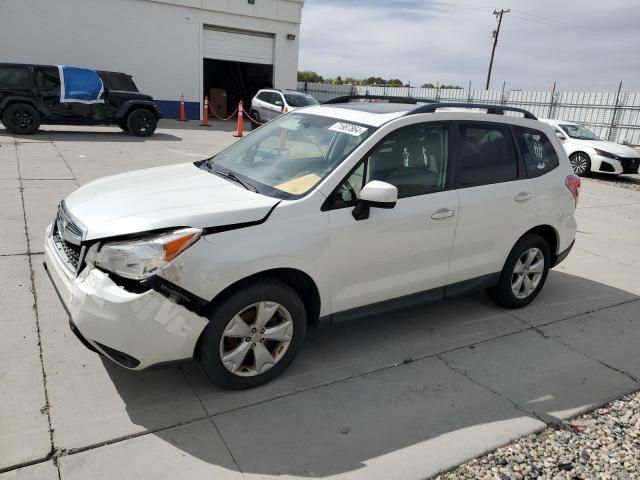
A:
[{"left": 565, "top": 175, "right": 581, "bottom": 207}]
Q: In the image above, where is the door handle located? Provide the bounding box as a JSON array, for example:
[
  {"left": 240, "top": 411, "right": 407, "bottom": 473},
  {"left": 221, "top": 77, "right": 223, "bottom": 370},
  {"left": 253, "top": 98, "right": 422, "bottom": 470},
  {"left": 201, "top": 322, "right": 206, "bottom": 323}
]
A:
[
  {"left": 431, "top": 208, "right": 456, "bottom": 220},
  {"left": 514, "top": 192, "right": 533, "bottom": 202}
]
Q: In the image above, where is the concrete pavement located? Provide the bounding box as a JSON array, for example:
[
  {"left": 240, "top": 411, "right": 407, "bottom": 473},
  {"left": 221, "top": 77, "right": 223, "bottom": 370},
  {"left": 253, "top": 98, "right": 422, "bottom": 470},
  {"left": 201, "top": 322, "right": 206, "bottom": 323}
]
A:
[{"left": 0, "top": 122, "right": 639, "bottom": 479}]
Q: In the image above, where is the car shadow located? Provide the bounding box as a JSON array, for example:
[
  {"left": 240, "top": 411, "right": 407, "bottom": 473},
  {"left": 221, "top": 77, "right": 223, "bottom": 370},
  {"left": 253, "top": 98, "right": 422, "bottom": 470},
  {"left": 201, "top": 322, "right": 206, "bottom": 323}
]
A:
[
  {"left": 102, "top": 270, "right": 640, "bottom": 478},
  {"left": 0, "top": 128, "right": 183, "bottom": 142}
]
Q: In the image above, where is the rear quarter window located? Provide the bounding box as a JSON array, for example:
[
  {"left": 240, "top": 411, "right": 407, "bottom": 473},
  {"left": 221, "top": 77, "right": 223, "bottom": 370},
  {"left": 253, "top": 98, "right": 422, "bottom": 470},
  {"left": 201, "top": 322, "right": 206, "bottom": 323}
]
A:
[
  {"left": 514, "top": 127, "right": 559, "bottom": 177},
  {"left": 109, "top": 74, "right": 137, "bottom": 92},
  {"left": 0, "top": 67, "right": 30, "bottom": 89}
]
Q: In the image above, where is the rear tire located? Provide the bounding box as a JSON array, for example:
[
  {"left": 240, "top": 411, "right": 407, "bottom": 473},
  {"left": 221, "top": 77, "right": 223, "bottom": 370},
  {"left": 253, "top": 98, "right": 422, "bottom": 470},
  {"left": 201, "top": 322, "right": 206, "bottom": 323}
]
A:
[
  {"left": 2, "top": 103, "right": 41, "bottom": 135},
  {"left": 126, "top": 109, "right": 157, "bottom": 137},
  {"left": 569, "top": 152, "right": 591, "bottom": 176},
  {"left": 487, "top": 233, "right": 550, "bottom": 309},
  {"left": 199, "top": 279, "right": 307, "bottom": 390}
]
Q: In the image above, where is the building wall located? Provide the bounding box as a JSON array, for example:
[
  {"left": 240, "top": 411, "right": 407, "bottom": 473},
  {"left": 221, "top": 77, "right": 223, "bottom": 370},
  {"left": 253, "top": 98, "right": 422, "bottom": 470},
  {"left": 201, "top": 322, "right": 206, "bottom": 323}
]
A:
[{"left": 0, "top": 0, "right": 302, "bottom": 118}]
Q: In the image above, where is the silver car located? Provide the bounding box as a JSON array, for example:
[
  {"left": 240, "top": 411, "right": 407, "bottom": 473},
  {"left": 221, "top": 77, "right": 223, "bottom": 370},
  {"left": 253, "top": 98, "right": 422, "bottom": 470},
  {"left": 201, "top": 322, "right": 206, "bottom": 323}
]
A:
[{"left": 250, "top": 89, "right": 318, "bottom": 128}]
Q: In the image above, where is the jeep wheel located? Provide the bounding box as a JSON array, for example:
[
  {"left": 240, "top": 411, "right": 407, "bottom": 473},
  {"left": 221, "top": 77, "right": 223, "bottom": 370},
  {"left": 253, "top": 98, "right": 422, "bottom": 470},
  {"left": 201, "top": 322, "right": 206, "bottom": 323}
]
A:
[
  {"left": 2, "top": 103, "right": 41, "bottom": 135},
  {"left": 199, "top": 279, "right": 307, "bottom": 390},
  {"left": 126, "top": 109, "right": 157, "bottom": 137}
]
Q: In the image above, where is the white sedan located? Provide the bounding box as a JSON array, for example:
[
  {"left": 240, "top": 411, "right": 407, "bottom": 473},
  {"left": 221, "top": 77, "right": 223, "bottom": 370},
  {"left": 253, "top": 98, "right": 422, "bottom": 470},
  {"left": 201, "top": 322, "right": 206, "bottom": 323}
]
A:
[{"left": 540, "top": 119, "right": 640, "bottom": 176}]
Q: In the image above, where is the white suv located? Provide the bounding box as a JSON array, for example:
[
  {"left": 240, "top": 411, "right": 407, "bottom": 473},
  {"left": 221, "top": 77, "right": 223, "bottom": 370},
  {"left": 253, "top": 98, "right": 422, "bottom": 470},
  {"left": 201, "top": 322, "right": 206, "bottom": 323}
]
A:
[
  {"left": 249, "top": 88, "right": 318, "bottom": 127},
  {"left": 44, "top": 97, "right": 579, "bottom": 389}
]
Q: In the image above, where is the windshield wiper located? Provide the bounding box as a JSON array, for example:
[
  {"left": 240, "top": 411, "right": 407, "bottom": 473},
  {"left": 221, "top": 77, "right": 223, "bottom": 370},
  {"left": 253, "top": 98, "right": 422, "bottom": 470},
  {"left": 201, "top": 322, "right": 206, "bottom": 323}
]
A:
[{"left": 212, "top": 169, "right": 257, "bottom": 192}]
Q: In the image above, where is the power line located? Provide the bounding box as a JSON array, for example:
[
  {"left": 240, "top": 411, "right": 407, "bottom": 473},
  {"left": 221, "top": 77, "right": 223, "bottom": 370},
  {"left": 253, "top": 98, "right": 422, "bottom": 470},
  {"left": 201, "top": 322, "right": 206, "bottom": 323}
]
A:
[{"left": 485, "top": 8, "right": 509, "bottom": 90}]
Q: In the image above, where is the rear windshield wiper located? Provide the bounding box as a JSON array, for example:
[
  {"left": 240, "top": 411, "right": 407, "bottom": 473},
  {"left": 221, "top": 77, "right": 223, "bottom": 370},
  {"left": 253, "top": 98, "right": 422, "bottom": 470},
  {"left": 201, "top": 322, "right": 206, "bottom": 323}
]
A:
[{"left": 212, "top": 169, "right": 257, "bottom": 192}]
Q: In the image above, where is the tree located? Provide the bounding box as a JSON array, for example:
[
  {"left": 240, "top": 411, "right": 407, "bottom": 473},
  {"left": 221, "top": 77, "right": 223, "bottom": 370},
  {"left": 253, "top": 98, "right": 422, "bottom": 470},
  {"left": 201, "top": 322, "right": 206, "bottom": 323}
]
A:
[
  {"left": 421, "top": 82, "right": 463, "bottom": 89},
  {"left": 298, "top": 71, "right": 323, "bottom": 83}
]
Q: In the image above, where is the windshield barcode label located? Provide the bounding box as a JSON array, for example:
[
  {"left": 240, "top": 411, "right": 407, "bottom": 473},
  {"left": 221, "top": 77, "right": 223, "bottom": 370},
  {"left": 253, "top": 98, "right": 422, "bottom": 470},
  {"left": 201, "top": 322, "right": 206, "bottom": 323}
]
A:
[{"left": 329, "top": 122, "right": 368, "bottom": 137}]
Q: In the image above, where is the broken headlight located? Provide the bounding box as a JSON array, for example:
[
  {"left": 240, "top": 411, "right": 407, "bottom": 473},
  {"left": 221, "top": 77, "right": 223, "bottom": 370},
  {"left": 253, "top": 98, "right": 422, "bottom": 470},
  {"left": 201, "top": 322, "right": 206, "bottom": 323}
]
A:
[{"left": 86, "top": 228, "right": 202, "bottom": 280}]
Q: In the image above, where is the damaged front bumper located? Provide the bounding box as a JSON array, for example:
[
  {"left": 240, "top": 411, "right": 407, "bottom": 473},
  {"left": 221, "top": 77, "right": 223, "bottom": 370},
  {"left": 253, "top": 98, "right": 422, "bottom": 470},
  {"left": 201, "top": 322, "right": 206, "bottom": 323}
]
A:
[{"left": 44, "top": 225, "right": 208, "bottom": 370}]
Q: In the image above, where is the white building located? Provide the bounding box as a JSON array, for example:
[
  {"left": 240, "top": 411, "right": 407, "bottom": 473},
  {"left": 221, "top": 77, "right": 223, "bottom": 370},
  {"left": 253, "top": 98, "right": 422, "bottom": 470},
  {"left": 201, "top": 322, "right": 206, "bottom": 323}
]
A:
[{"left": 0, "top": 0, "right": 304, "bottom": 119}]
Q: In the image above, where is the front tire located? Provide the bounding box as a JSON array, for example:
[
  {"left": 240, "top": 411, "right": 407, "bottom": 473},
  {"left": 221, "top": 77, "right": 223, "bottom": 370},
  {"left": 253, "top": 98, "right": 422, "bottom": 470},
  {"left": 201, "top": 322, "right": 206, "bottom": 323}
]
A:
[
  {"left": 487, "top": 233, "right": 550, "bottom": 309},
  {"left": 126, "top": 109, "right": 157, "bottom": 137},
  {"left": 2, "top": 103, "right": 41, "bottom": 135},
  {"left": 569, "top": 152, "right": 591, "bottom": 176},
  {"left": 250, "top": 110, "right": 261, "bottom": 130},
  {"left": 199, "top": 279, "right": 307, "bottom": 390}
]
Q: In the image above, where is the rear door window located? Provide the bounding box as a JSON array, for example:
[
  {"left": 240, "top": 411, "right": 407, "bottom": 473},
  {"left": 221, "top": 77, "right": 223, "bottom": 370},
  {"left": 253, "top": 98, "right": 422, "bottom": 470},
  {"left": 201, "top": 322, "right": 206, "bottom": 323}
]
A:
[
  {"left": 0, "top": 67, "right": 30, "bottom": 89},
  {"left": 514, "top": 127, "right": 560, "bottom": 177},
  {"left": 456, "top": 123, "right": 518, "bottom": 187}
]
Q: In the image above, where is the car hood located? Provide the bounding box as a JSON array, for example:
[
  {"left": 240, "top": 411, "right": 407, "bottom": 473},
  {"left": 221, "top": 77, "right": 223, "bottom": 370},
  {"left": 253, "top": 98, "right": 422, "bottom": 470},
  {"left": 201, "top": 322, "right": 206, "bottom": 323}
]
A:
[
  {"left": 571, "top": 139, "right": 640, "bottom": 157},
  {"left": 64, "top": 163, "right": 279, "bottom": 241}
]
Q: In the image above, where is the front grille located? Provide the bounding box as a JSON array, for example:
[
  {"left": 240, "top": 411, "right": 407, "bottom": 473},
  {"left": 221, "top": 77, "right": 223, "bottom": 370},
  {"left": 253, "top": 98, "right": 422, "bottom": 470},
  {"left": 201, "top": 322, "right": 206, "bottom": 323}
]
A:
[
  {"left": 620, "top": 158, "right": 640, "bottom": 174},
  {"left": 52, "top": 228, "right": 82, "bottom": 271},
  {"left": 51, "top": 202, "right": 86, "bottom": 274}
]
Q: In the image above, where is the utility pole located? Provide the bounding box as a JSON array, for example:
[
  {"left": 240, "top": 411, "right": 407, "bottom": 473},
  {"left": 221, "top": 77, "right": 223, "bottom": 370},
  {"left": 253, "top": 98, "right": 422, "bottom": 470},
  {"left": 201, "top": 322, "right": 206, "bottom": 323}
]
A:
[{"left": 485, "top": 8, "right": 510, "bottom": 90}]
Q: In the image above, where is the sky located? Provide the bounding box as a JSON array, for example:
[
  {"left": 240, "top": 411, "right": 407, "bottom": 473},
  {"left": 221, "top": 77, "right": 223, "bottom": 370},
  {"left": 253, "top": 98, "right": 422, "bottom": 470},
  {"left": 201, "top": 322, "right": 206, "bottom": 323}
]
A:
[{"left": 298, "top": 0, "right": 640, "bottom": 91}]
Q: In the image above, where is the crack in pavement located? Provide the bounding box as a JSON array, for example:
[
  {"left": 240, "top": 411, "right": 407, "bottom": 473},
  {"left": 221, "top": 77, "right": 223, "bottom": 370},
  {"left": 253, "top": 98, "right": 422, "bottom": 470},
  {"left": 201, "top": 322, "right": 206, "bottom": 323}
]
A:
[
  {"left": 179, "top": 366, "right": 249, "bottom": 480},
  {"left": 505, "top": 310, "right": 640, "bottom": 385},
  {"left": 574, "top": 246, "right": 639, "bottom": 270},
  {"left": 577, "top": 202, "right": 640, "bottom": 209},
  {"left": 437, "top": 355, "right": 565, "bottom": 429},
  {"left": 47, "top": 134, "right": 79, "bottom": 186},
  {"left": 13, "top": 137, "right": 63, "bottom": 480}
]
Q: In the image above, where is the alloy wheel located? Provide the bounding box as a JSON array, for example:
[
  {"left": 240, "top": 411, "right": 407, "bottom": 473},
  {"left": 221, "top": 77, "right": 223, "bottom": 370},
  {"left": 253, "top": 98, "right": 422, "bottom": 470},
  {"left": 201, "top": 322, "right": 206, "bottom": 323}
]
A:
[
  {"left": 511, "top": 248, "right": 545, "bottom": 299},
  {"left": 134, "top": 114, "right": 152, "bottom": 133},
  {"left": 570, "top": 154, "right": 589, "bottom": 175},
  {"left": 12, "top": 109, "right": 33, "bottom": 130},
  {"left": 219, "top": 301, "right": 294, "bottom": 377}
]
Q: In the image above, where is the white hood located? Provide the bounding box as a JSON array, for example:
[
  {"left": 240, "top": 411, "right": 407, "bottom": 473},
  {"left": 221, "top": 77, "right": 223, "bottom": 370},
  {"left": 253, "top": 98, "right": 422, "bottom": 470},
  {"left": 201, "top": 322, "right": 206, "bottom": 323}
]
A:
[
  {"left": 573, "top": 139, "right": 640, "bottom": 158},
  {"left": 64, "top": 163, "right": 279, "bottom": 240}
]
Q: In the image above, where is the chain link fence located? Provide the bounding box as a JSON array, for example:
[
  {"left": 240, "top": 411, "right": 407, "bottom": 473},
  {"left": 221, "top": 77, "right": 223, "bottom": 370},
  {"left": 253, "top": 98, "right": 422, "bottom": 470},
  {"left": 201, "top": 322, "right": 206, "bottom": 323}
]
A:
[{"left": 298, "top": 82, "right": 640, "bottom": 146}]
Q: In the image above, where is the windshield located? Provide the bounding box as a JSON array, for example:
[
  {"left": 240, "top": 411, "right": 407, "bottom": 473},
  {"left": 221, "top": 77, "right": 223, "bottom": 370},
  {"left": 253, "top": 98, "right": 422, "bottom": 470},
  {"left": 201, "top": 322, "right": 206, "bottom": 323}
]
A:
[
  {"left": 203, "top": 113, "right": 373, "bottom": 198},
  {"left": 560, "top": 124, "right": 601, "bottom": 141},
  {"left": 284, "top": 94, "right": 318, "bottom": 107}
]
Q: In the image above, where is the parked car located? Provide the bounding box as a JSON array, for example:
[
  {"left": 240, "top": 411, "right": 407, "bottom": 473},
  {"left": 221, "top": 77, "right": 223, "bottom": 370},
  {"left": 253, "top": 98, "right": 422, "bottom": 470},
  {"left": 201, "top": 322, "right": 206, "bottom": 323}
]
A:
[
  {"left": 249, "top": 88, "right": 317, "bottom": 128},
  {"left": 540, "top": 119, "right": 640, "bottom": 176},
  {"left": 44, "top": 98, "right": 579, "bottom": 389},
  {"left": 0, "top": 63, "right": 161, "bottom": 136}
]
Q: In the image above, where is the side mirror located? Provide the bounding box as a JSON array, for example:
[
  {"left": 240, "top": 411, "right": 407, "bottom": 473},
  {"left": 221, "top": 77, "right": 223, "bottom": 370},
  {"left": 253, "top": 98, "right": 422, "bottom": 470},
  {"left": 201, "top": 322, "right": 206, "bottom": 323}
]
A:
[
  {"left": 274, "top": 100, "right": 283, "bottom": 107},
  {"left": 352, "top": 181, "right": 398, "bottom": 221},
  {"left": 556, "top": 132, "right": 567, "bottom": 141}
]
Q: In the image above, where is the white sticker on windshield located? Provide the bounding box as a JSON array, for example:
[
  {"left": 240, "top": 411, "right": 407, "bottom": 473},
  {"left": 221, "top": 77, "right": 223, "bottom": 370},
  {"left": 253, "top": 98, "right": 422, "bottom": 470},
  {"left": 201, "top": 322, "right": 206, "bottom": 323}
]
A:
[{"left": 329, "top": 122, "right": 368, "bottom": 137}]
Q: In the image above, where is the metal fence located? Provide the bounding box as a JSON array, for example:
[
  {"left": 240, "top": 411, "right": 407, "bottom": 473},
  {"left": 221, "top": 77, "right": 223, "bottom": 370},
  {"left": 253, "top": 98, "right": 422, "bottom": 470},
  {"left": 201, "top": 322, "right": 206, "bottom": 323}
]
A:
[{"left": 298, "top": 82, "right": 640, "bottom": 146}]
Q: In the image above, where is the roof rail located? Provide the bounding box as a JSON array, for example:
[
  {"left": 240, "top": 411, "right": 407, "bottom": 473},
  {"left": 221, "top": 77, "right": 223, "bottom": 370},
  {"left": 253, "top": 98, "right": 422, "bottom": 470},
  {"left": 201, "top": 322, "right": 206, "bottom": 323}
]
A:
[
  {"left": 406, "top": 102, "right": 537, "bottom": 119},
  {"left": 323, "top": 95, "right": 437, "bottom": 105}
]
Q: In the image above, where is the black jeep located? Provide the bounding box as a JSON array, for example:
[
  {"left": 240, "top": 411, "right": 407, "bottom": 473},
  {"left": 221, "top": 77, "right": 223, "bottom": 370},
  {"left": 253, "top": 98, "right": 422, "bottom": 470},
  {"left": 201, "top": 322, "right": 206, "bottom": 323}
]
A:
[{"left": 0, "top": 63, "right": 161, "bottom": 136}]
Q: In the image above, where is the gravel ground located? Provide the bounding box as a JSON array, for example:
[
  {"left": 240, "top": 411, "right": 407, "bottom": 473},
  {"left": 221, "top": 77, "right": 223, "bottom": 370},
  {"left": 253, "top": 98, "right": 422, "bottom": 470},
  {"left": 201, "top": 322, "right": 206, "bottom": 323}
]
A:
[
  {"left": 435, "top": 390, "right": 640, "bottom": 480},
  {"left": 586, "top": 174, "right": 640, "bottom": 193}
]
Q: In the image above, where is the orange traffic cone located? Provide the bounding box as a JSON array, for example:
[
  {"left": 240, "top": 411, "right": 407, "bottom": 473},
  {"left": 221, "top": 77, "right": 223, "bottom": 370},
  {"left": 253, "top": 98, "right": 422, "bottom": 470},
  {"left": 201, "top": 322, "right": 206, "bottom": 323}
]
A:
[
  {"left": 178, "top": 94, "right": 187, "bottom": 121},
  {"left": 201, "top": 96, "right": 210, "bottom": 127},
  {"left": 234, "top": 100, "right": 244, "bottom": 138}
]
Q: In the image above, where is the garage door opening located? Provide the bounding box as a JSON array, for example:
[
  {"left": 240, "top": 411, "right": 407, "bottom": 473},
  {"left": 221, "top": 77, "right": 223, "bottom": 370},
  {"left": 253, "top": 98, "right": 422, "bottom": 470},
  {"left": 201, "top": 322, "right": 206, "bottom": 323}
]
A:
[{"left": 203, "top": 58, "right": 273, "bottom": 118}]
